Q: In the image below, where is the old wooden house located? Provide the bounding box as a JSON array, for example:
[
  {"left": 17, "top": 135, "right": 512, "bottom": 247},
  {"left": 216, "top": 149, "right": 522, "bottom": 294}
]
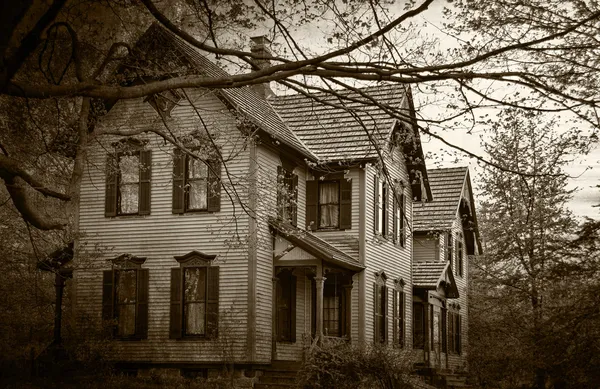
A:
[{"left": 73, "top": 23, "right": 481, "bottom": 381}]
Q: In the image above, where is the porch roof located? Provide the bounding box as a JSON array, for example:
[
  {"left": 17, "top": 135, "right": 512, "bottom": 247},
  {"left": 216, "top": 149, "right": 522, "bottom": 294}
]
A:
[
  {"left": 268, "top": 218, "right": 364, "bottom": 272},
  {"left": 413, "top": 261, "right": 458, "bottom": 298}
]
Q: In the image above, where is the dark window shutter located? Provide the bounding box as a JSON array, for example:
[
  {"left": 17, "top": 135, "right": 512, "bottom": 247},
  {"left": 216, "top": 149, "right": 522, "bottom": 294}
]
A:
[
  {"left": 102, "top": 270, "right": 115, "bottom": 321},
  {"left": 105, "top": 156, "right": 118, "bottom": 217},
  {"left": 373, "top": 283, "right": 379, "bottom": 342},
  {"left": 339, "top": 178, "right": 352, "bottom": 229},
  {"left": 136, "top": 269, "right": 149, "bottom": 339},
  {"left": 383, "top": 285, "right": 388, "bottom": 343},
  {"left": 441, "top": 308, "right": 447, "bottom": 353},
  {"left": 449, "top": 312, "right": 455, "bottom": 352},
  {"left": 207, "top": 159, "right": 221, "bottom": 212},
  {"left": 102, "top": 270, "right": 115, "bottom": 337},
  {"left": 382, "top": 182, "right": 388, "bottom": 237},
  {"left": 277, "top": 166, "right": 284, "bottom": 220},
  {"left": 399, "top": 292, "right": 405, "bottom": 347},
  {"left": 207, "top": 266, "right": 219, "bottom": 338},
  {"left": 392, "top": 195, "right": 398, "bottom": 244},
  {"left": 291, "top": 174, "right": 298, "bottom": 226},
  {"left": 139, "top": 150, "right": 152, "bottom": 215},
  {"left": 457, "top": 315, "right": 462, "bottom": 354},
  {"left": 306, "top": 180, "right": 318, "bottom": 231},
  {"left": 374, "top": 175, "right": 379, "bottom": 234},
  {"left": 172, "top": 149, "right": 185, "bottom": 214},
  {"left": 392, "top": 290, "right": 398, "bottom": 344},
  {"left": 290, "top": 275, "right": 297, "bottom": 342},
  {"left": 400, "top": 193, "right": 405, "bottom": 247},
  {"left": 169, "top": 268, "right": 182, "bottom": 339}
]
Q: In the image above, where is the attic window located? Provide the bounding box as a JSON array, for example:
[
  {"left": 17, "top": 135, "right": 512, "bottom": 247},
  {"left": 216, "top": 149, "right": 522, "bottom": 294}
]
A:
[{"left": 145, "top": 89, "right": 181, "bottom": 117}]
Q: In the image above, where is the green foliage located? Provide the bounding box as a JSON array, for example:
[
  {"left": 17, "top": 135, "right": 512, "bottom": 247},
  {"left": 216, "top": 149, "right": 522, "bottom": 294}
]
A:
[{"left": 297, "top": 340, "right": 417, "bottom": 389}]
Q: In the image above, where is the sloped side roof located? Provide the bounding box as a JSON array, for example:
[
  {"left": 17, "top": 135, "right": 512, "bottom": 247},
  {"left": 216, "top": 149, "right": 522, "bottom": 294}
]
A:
[
  {"left": 413, "top": 261, "right": 458, "bottom": 297},
  {"left": 134, "top": 24, "right": 317, "bottom": 161},
  {"left": 413, "top": 167, "right": 468, "bottom": 230},
  {"left": 270, "top": 85, "right": 404, "bottom": 161},
  {"left": 269, "top": 218, "right": 364, "bottom": 271}
]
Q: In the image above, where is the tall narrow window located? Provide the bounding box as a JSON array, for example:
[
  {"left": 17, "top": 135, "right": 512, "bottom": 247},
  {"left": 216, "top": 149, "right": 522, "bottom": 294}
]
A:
[
  {"left": 373, "top": 272, "right": 388, "bottom": 343},
  {"left": 115, "top": 269, "right": 137, "bottom": 337},
  {"left": 184, "top": 267, "right": 207, "bottom": 335},
  {"left": 393, "top": 189, "right": 405, "bottom": 246},
  {"left": 187, "top": 158, "right": 209, "bottom": 211},
  {"left": 102, "top": 255, "right": 148, "bottom": 339},
  {"left": 448, "top": 311, "right": 461, "bottom": 354},
  {"left": 393, "top": 289, "right": 405, "bottom": 347},
  {"left": 374, "top": 175, "right": 388, "bottom": 236},
  {"left": 324, "top": 283, "right": 343, "bottom": 337},
  {"left": 457, "top": 232, "right": 464, "bottom": 277},
  {"left": 170, "top": 251, "right": 219, "bottom": 339},
  {"left": 447, "top": 232, "right": 454, "bottom": 264},
  {"left": 277, "top": 166, "right": 298, "bottom": 225}
]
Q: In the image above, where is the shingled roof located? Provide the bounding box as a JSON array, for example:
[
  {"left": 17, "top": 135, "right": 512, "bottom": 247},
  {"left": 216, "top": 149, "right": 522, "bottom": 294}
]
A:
[
  {"left": 134, "top": 24, "right": 317, "bottom": 161},
  {"left": 270, "top": 85, "right": 407, "bottom": 161},
  {"left": 413, "top": 261, "right": 458, "bottom": 298},
  {"left": 413, "top": 167, "right": 469, "bottom": 231},
  {"left": 269, "top": 218, "right": 364, "bottom": 272}
]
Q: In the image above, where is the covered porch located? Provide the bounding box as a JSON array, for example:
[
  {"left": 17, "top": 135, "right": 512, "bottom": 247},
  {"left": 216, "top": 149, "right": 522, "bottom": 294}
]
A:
[
  {"left": 269, "top": 219, "right": 364, "bottom": 361},
  {"left": 412, "top": 261, "right": 459, "bottom": 370}
]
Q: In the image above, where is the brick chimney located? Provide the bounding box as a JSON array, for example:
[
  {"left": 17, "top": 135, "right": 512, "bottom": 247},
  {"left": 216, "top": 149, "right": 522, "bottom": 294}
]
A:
[{"left": 250, "top": 36, "right": 274, "bottom": 98}]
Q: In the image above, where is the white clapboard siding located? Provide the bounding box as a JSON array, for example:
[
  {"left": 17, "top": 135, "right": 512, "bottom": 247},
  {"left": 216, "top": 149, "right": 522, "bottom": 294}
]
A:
[
  {"left": 364, "top": 145, "right": 414, "bottom": 348},
  {"left": 75, "top": 89, "right": 259, "bottom": 363},
  {"left": 446, "top": 183, "right": 471, "bottom": 370}
]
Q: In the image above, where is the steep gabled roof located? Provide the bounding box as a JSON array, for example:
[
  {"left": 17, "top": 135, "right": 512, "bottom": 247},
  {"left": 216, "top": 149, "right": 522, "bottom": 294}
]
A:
[
  {"left": 130, "top": 24, "right": 317, "bottom": 161},
  {"left": 413, "top": 261, "right": 458, "bottom": 298},
  {"left": 413, "top": 166, "right": 483, "bottom": 255},
  {"left": 270, "top": 85, "right": 432, "bottom": 199},
  {"left": 413, "top": 167, "right": 469, "bottom": 230},
  {"left": 270, "top": 85, "right": 405, "bottom": 161},
  {"left": 269, "top": 218, "right": 364, "bottom": 272}
]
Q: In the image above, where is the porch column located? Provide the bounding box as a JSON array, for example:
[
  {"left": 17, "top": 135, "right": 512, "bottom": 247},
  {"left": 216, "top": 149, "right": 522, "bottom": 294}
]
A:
[
  {"left": 344, "top": 281, "right": 353, "bottom": 341},
  {"left": 315, "top": 276, "right": 326, "bottom": 342},
  {"left": 272, "top": 276, "right": 278, "bottom": 358}
]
